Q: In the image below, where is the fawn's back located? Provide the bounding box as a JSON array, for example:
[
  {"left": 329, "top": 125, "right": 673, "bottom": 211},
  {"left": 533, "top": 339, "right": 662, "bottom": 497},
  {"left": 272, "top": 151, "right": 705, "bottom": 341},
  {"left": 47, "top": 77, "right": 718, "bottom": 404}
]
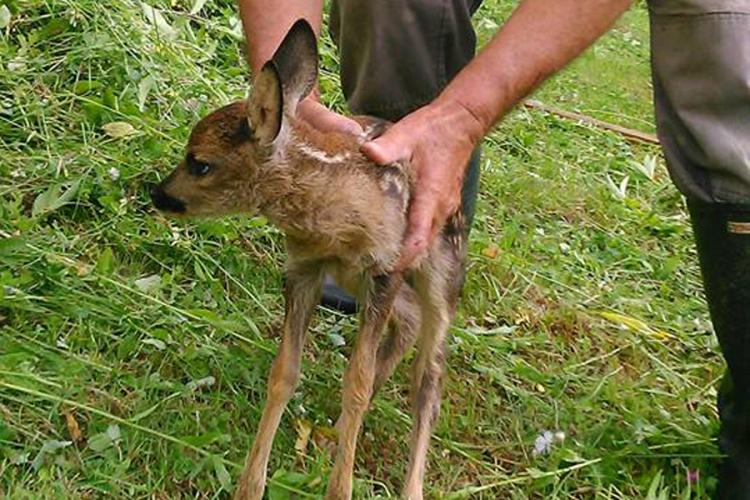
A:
[{"left": 152, "top": 91, "right": 410, "bottom": 274}]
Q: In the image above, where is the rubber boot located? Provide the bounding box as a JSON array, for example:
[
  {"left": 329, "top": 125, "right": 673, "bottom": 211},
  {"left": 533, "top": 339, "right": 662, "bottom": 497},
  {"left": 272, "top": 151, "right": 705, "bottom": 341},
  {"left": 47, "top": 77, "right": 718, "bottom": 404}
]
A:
[
  {"left": 688, "top": 200, "right": 750, "bottom": 499},
  {"left": 320, "top": 147, "right": 482, "bottom": 315}
]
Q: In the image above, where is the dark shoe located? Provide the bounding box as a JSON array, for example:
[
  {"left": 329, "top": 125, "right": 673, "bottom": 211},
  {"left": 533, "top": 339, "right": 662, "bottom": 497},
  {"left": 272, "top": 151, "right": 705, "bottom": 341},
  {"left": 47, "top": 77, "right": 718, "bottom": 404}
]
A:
[
  {"left": 688, "top": 200, "right": 750, "bottom": 500},
  {"left": 320, "top": 275, "right": 358, "bottom": 315}
]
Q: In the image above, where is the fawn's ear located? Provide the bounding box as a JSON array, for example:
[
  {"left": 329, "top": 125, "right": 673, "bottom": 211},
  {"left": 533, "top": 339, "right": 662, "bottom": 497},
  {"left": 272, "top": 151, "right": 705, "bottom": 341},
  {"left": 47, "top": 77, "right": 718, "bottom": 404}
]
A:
[
  {"left": 246, "top": 19, "right": 317, "bottom": 145},
  {"left": 271, "top": 19, "right": 318, "bottom": 114},
  {"left": 247, "top": 62, "right": 283, "bottom": 145}
]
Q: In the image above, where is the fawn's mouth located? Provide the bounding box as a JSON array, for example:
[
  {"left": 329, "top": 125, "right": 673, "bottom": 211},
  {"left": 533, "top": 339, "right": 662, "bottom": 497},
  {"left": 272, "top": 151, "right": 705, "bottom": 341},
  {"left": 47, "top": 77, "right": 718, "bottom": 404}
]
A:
[{"left": 150, "top": 185, "right": 186, "bottom": 214}]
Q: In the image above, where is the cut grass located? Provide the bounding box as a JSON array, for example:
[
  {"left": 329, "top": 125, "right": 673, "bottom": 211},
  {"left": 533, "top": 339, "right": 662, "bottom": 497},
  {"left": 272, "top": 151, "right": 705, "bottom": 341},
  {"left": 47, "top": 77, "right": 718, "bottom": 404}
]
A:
[{"left": 1, "top": 0, "right": 720, "bottom": 498}]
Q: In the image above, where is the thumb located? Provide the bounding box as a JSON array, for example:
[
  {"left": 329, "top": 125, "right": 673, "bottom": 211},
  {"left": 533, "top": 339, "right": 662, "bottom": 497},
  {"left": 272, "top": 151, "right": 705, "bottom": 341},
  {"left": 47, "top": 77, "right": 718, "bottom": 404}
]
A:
[{"left": 361, "top": 129, "right": 411, "bottom": 166}]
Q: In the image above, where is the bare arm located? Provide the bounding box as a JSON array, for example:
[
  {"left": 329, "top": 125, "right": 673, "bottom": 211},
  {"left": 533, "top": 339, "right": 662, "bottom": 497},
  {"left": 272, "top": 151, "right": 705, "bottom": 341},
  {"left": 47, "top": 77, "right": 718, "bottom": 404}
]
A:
[
  {"left": 239, "top": 0, "right": 323, "bottom": 74},
  {"left": 439, "top": 0, "right": 634, "bottom": 135},
  {"left": 362, "top": 0, "right": 634, "bottom": 268}
]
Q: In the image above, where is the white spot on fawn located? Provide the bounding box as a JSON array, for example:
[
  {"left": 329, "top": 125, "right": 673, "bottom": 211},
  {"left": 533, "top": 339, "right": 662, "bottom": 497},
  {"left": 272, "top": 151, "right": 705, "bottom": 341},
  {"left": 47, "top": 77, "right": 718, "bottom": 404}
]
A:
[{"left": 296, "top": 143, "right": 352, "bottom": 164}]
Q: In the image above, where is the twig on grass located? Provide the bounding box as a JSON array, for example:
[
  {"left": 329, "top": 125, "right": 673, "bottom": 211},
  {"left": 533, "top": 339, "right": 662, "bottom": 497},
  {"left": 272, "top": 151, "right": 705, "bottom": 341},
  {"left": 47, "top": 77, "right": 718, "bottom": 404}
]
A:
[{"left": 523, "top": 99, "right": 660, "bottom": 145}]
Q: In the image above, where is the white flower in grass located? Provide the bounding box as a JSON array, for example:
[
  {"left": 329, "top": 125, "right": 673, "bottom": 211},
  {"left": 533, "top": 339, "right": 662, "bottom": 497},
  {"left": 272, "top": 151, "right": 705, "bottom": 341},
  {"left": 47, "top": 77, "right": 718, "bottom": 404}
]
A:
[
  {"left": 532, "top": 429, "right": 566, "bottom": 457},
  {"left": 533, "top": 431, "right": 554, "bottom": 456},
  {"left": 108, "top": 167, "right": 120, "bottom": 180}
]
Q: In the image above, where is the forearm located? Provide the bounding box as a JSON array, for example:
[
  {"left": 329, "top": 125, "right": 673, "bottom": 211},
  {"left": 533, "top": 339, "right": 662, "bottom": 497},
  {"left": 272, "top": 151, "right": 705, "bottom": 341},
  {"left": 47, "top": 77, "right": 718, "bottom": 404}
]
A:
[
  {"left": 437, "top": 0, "right": 633, "bottom": 138},
  {"left": 239, "top": 0, "right": 324, "bottom": 74}
]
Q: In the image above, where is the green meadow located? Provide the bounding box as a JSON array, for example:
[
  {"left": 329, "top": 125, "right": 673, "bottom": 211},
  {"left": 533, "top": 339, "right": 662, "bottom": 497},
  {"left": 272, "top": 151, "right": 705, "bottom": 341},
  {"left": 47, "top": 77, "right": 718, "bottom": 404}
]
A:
[{"left": 1, "top": 1, "right": 720, "bottom": 497}]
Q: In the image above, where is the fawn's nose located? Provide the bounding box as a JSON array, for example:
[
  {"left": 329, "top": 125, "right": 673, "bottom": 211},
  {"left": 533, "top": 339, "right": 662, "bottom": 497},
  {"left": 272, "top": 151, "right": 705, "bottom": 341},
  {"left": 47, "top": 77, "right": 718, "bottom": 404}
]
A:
[{"left": 150, "top": 184, "right": 186, "bottom": 213}]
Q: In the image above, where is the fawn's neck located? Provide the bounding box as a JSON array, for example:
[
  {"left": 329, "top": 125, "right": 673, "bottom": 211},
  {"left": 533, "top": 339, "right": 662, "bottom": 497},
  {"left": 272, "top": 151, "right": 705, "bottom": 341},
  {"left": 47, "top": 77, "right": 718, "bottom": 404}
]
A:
[{"left": 254, "top": 119, "right": 366, "bottom": 238}]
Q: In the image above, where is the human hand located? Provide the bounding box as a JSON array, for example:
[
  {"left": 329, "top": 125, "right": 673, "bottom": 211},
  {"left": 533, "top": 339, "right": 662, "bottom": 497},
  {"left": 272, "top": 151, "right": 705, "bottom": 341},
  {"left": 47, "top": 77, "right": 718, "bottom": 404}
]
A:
[
  {"left": 297, "top": 95, "right": 363, "bottom": 135},
  {"left": 361, "top": 100, "right": 484, "bottom": 270}
]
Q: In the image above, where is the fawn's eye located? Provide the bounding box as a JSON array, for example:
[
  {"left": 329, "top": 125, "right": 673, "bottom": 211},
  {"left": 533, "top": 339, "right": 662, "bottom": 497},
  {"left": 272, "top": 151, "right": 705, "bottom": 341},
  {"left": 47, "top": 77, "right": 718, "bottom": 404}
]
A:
[
  {"left": 191, "top": 163, "right": 211, "bottom": 176},
  {"left": 187, "top": 154, "right": 212, "bottom": 177}
]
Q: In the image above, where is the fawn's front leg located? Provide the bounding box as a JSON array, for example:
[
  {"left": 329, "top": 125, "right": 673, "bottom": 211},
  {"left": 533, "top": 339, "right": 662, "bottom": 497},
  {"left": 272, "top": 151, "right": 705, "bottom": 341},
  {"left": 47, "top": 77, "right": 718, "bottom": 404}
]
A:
[
  {"left": 326, "top": 273, "right": 403, "bottom": 500},
  {"left": 235, "top": 269, "right": 322, "bottom": 500}
]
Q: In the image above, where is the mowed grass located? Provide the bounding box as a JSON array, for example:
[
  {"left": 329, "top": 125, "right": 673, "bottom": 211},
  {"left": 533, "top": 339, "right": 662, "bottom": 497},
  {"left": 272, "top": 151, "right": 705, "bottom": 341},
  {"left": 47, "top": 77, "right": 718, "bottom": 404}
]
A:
[{"left": 0, "top": 1, "right": 721, "bottom": 498}]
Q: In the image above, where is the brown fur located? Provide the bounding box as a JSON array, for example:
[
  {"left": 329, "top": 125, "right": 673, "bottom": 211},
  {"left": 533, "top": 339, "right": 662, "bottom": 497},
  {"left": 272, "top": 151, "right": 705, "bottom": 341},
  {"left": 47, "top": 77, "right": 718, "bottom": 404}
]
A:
[{"left": 151, "top": 19, "right": 467, "bottom": 500}]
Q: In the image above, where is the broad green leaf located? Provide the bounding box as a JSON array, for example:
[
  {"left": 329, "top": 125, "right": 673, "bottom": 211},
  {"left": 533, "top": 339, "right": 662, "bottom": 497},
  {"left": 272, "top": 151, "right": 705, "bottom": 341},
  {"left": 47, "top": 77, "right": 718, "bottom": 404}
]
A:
[
  {"left": 225, "top": 16, "right": 243, "bottom": 41},
  {"left": 328, "top": 333, "right": 345, "bottom": 347},
  {"left": 102, "top": 121, "right": 138, "bottom": 139},
  {"left": 95, "top": 247, "right": 114, "bottom": 274},
  {"left": 10, "top": 452, "right": 29, "bottom": 465},
  {"left": 560, "top": 448, "right": 585, "bottom": 463},
  {"left": 180, "top": 431, "right": 228, "bottom": 447},
  {"left": 0, "top": 237, "right": 25, "bottom": 256},
  {"left": 267, "top": 469, "right": 314, "bottom": 500},
  {"left": 32, "top": 179, "right": 82, "bottom": 217},
  {"left": 141, "top": 337, "right": 166, "bottom": 350},
  {"left": 212, "top": 456, "right": 232, "bottom": 491},
  {"left": 32, "top": 440, "right": 72, "bottom": 470},
  {"left": 88, "top": 432, "right": 113, "bottom": 452},
  {"left": 186, "top": 376, "right": 215, "bottom": 391},
  {"left": 646, "top": 470, "right": 666, "bottom": 500},
  {"left": 134, "top": 274, "right": 161, "bottom": 292},
  {"left": 88, "top": 424, "right": 121, "bottom": 452},
  {"left": 141, "top": 2, "right": 178, "bottom": 40},
  {"left": 0, "top": 5, "right": 11, "bottom": 29},
  {"left": 188, "top": 308, "right": 220, "bottom": 321},
  {"left": 137, "top": 75, "right": 157, "bottom": 111},
  {"left": 526, "top": 467, "right": 545, "bottom": 479},
  {"left": 105, "top": 424, "right": 121, "bottom": 441},
  {"left": 72, "top": 80, "right": 101, "bottom": 95}
]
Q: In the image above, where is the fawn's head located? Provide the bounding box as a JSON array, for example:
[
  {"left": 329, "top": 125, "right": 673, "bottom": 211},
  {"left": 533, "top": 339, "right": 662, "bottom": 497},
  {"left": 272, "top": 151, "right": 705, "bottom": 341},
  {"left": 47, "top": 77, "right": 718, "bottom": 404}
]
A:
[{"left": 151, "top": 19, "right": 318, "bottom": 217}]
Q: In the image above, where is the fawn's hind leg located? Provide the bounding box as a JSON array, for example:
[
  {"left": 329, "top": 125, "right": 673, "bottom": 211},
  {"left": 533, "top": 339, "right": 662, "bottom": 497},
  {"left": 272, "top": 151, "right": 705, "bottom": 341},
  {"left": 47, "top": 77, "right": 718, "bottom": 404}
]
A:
[
  {"left": 372, "top": 284, "right": 421, "bottom": 397},
  {"left": 401, "top": 271, "right": 450, "bottom": 500},
  {"left": 326, "top": 273, "right": 403, "bottom": 500},
  {"left": 235, "top": 268, "right": 322, "bottom": 500},
  {"left": 332, "top": 285, "right": 419, "bottom": 447},
  {"left": 403, "top": 221, "right": 467, "bottom": 500}
]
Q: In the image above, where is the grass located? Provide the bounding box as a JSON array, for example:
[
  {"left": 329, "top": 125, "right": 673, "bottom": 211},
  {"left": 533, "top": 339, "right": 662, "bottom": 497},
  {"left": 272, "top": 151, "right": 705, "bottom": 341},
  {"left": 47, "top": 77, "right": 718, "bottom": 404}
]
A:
[{"left": 0, "top": 0, "right": 722, "bottom": 498}]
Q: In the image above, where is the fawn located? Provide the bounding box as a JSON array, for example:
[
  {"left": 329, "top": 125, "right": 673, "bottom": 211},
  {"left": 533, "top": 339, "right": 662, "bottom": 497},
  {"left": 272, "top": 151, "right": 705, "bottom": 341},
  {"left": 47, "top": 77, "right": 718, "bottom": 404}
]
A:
[{"left": 151, "top": 19, "right": 468, "bottom": 500}]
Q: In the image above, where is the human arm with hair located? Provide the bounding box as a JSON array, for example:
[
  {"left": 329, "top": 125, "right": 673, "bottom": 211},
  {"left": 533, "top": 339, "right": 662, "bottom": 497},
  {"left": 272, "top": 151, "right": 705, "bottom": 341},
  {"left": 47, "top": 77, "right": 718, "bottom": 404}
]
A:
[{"left": 361, "top": 0, "right": 634, "bottom": 269}]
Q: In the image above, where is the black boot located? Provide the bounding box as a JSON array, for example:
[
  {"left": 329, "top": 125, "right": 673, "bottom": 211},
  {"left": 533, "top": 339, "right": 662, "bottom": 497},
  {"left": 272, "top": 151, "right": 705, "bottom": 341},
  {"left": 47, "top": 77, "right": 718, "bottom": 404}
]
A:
[
  {"left": 688, "top": 200, "right": 750, "bottom": 500},
  {"left": 320, "top": 275, "right": 359, "bottom": 315}
]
